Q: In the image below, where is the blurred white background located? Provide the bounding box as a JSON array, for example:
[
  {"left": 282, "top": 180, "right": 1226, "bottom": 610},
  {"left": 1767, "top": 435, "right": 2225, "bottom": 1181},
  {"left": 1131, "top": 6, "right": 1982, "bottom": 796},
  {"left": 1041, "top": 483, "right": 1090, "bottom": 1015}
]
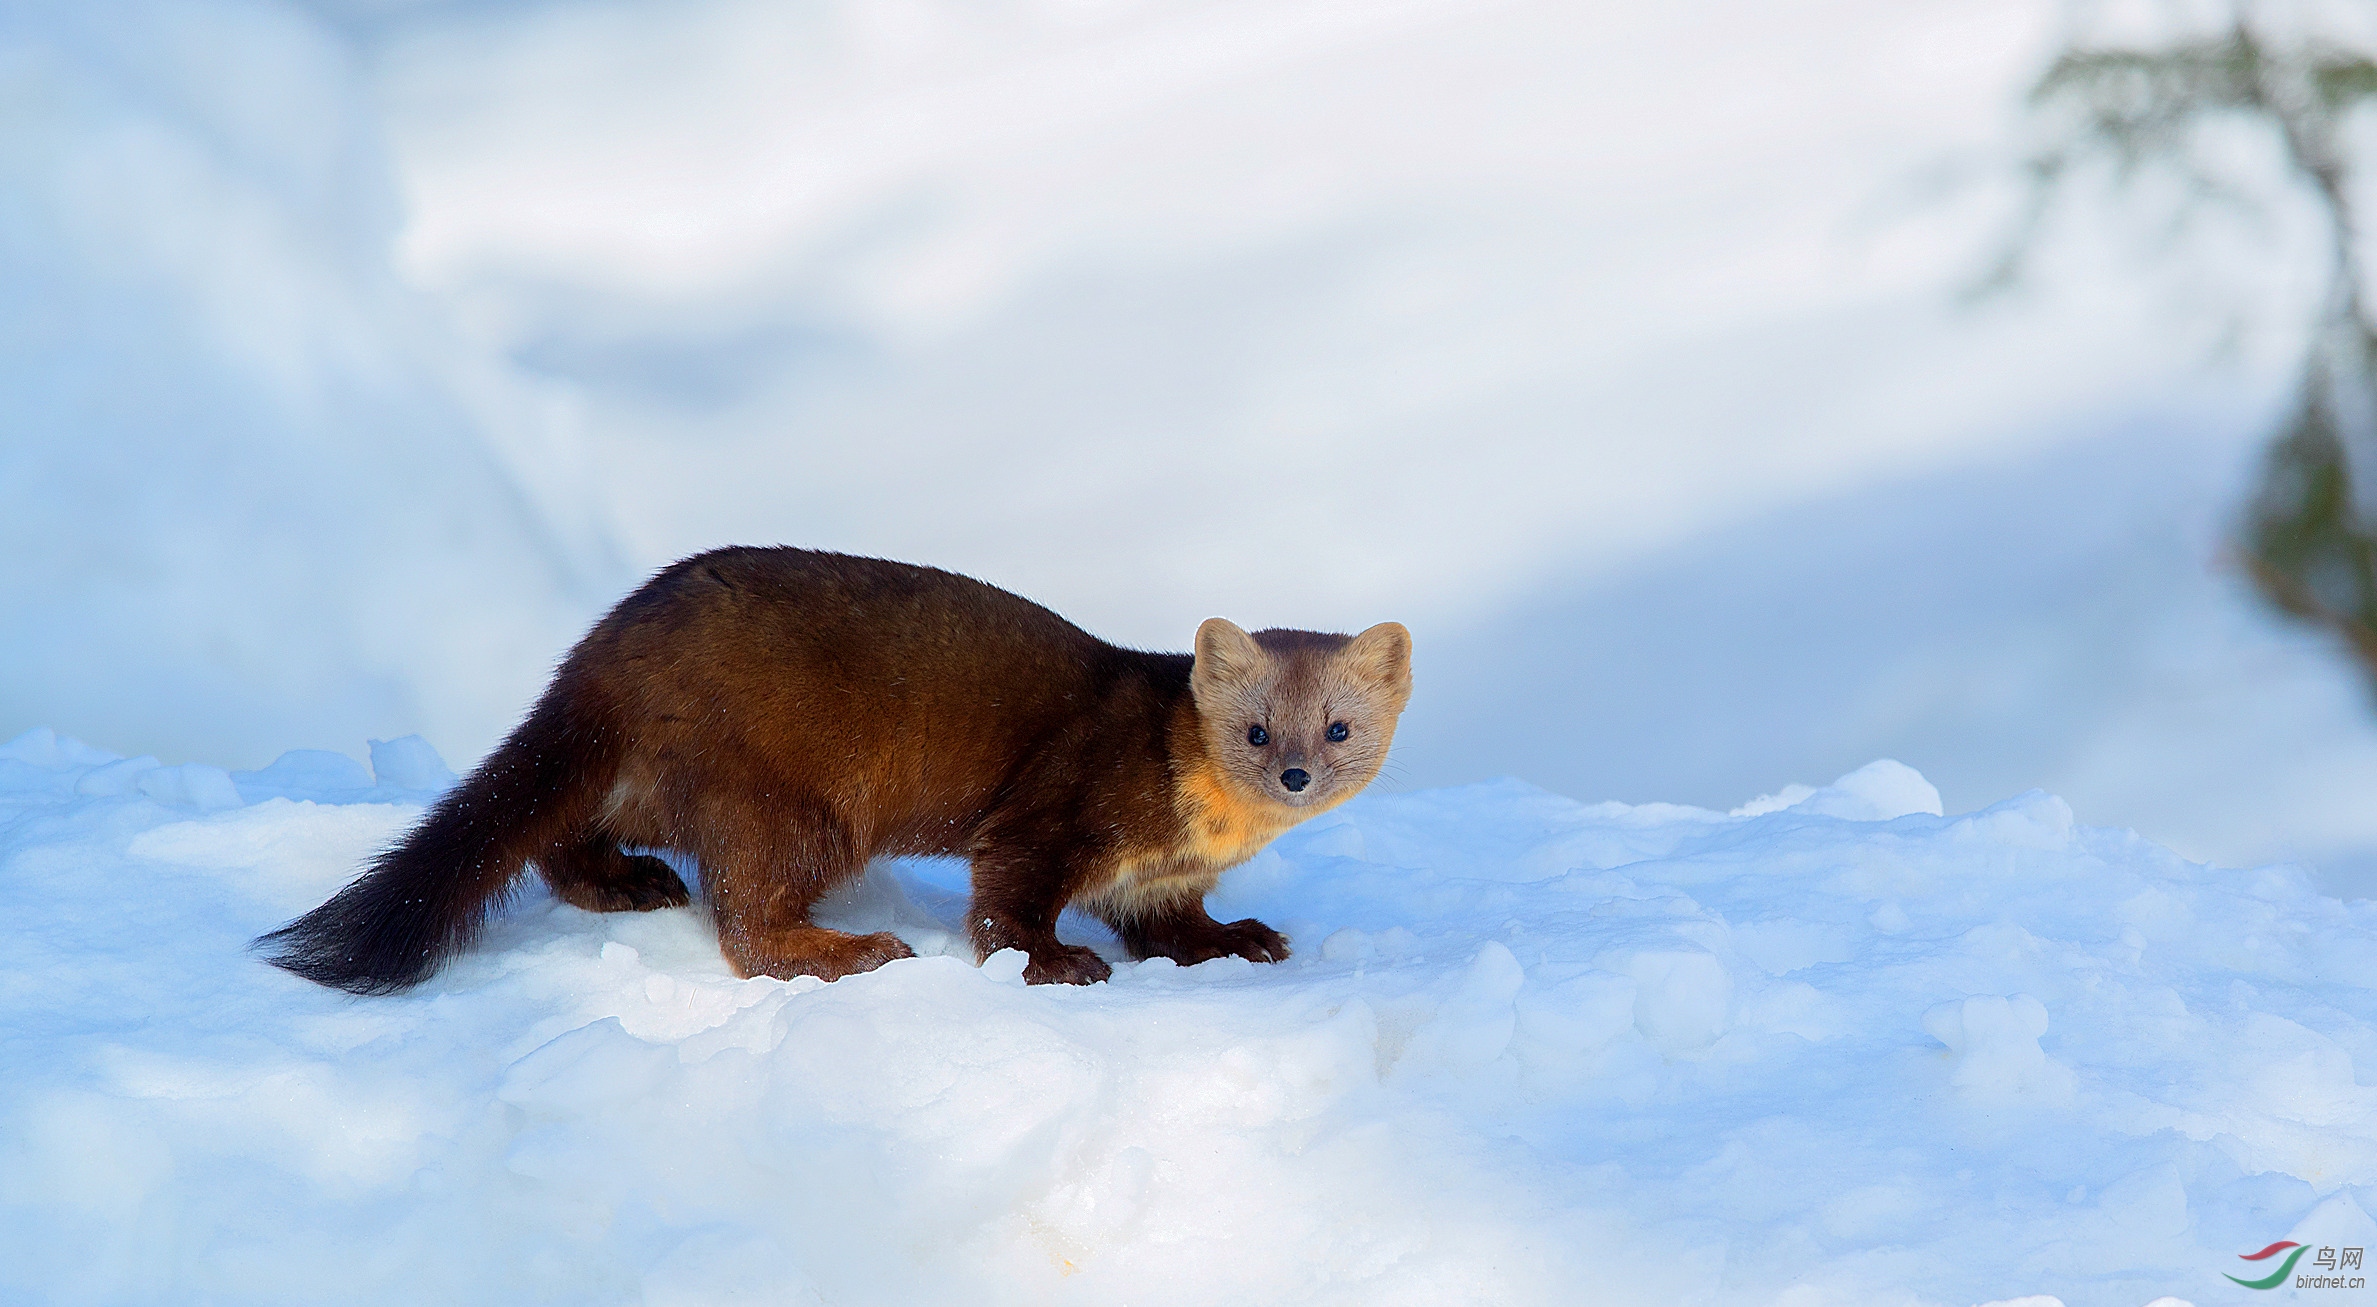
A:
[{"left": 11, "top": 0, "right": 2377, "bottom": 887}]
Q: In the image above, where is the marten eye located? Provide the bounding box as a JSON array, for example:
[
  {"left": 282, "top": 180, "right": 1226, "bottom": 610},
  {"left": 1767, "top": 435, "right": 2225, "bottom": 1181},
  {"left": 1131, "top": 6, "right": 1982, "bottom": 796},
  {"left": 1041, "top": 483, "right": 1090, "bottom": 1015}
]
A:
[
  {"left": 1247, "top": 724, "right": 1270, "bottom": 747},
  {"left": 1327, "top": 721, "right": 1350, "bottom": 742}
]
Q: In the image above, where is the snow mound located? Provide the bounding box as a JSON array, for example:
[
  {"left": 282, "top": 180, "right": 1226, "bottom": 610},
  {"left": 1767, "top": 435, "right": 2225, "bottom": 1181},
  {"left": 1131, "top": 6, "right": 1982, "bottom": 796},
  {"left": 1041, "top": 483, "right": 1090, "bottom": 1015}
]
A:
[{"left": 3, "top": 729, "right": 2373, "bottom": 1306}]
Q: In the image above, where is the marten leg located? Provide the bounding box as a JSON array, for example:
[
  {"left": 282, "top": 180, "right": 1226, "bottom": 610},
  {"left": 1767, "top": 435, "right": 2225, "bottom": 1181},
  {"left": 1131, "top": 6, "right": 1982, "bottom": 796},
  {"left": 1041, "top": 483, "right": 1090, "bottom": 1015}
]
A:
[
  {"left": 966, "top": 846, "right": 1111, "bottom": 985},
  {"left": 539, "top": 829, "right": 692, "bottom": 912},
  {"left": 699, "top": 798, "right": 912, "bottom": 982},
  {"left": 1107, "top": 894, "right": 1290, "bottom": 966}
]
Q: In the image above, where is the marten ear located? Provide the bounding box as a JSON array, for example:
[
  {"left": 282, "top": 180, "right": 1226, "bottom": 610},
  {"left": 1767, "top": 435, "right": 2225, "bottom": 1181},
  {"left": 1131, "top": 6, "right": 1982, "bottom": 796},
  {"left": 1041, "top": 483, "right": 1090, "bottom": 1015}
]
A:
[
  {"left": 1193, "top": 617, "right": 1264, "bottom": 704},
  {"left": 1342, "top": 622, "right": 1413, "bottom": 710}
]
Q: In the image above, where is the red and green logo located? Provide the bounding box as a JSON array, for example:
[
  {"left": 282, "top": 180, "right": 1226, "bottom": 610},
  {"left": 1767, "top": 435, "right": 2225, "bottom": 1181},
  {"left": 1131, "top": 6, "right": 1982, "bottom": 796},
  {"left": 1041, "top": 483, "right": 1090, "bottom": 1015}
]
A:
[{"left": 2229, "top": 1241, "right": 2307, "bottom": 1290}]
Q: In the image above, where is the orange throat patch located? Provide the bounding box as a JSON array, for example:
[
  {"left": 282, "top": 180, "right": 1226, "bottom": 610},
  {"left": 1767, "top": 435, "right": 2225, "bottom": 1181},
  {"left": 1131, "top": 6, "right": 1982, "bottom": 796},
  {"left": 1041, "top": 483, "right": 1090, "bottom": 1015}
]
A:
[
  {"left": 1174, "top": 762, "right": 1305, "bottom": 869},
  {"left": 1086, "top": 760, "right": 1318, "bottom": 918}
]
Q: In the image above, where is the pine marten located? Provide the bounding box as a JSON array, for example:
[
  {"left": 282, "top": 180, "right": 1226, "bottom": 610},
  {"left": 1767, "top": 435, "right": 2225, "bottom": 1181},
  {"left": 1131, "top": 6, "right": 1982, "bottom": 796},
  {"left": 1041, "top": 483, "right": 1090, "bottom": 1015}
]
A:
[{"left": 258, "top": 547, "right": 1413, "bottom": 990}]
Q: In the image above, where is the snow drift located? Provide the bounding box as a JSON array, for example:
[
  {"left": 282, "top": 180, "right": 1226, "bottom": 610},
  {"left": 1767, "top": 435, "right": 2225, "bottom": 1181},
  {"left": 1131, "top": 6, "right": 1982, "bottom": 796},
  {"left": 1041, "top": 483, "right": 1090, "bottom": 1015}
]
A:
[
  {"left": 4, "top": 729, "right": 2373, "bottom": 1305},
  {"left": 0, "top": 5, "right": 618, "bottom": 770}
]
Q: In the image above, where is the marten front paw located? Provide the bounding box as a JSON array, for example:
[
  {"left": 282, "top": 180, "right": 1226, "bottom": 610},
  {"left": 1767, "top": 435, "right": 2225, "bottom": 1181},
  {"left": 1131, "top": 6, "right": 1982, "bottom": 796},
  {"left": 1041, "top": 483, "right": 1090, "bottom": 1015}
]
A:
[
  {"left": 1145, "top": 917, "right": 1290, "bottom": 966},
  {"left": 1213, "top": 918, "right": 1290, "bottom": 964},
  {"left": 1023, "top": 942, "right": 1113, "bottom": 986}
]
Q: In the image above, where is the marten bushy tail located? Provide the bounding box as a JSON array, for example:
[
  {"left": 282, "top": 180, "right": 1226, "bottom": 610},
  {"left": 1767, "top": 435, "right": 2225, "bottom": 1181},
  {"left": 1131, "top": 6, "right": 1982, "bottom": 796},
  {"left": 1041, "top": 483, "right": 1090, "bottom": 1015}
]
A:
[{"left": 254, "top": 689, "right": 614, "bottom": 994}]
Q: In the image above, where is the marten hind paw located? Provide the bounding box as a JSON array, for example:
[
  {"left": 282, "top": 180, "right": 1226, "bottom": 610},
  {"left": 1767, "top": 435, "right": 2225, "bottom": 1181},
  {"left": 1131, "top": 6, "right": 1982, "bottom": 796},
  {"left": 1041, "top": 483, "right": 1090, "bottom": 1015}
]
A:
[
  {"left": 1022, "top": 943, "right": 1112, "bottom": 986},
  {"left": 551, "top": 853, "right": 692, "bottom": 913},
  {"left": 610, "top": 854, "right": 693, "bottom": 910}
]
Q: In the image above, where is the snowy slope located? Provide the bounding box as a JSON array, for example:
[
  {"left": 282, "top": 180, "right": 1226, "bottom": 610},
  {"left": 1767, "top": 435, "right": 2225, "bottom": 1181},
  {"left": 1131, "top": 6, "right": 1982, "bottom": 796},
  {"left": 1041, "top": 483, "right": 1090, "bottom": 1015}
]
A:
[
  {"left": 1, "top": 5, "right": 620, "bottom": 770},
  {"left": 1393, "top": 409, "right": 2377, "bottom": 893},
  {"left": 6, "top": 726, "right": 2374, "bottom": 1306},
  {"left": 21, "top": 0, "right": 2373, "bottom": 907},
  {"left": 8, "top": 0, "right": 2249, "bottom": 766},
  {"left": 369, "top": 0, "right": 2188, "bottom": 648}
]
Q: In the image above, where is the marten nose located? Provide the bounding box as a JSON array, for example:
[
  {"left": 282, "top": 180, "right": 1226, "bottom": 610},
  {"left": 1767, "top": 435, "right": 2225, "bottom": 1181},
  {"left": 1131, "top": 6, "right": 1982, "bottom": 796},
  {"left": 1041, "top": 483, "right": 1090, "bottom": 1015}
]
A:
[{"left": 1280, "top": 768, "right": 1310, "bottom": 793}]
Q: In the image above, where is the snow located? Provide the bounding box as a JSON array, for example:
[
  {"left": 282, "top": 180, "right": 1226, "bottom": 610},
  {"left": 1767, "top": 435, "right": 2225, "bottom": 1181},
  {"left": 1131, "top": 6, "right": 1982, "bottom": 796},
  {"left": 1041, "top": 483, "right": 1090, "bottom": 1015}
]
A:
[
  {"left": 8, "top": 0, "right": 2305, "bottom": 782},
  {"left": 16, "top": 0, "right": 2377, "bottom": 896},
  {"left": 0, "top": 4, "right": 617, "bottom": 770},
  {"left": 6, "top": 726, "right": 2373, "bottom": 1305},
  {"left": 1391, "top": 415, "right": 2377, "bottom": 891}
]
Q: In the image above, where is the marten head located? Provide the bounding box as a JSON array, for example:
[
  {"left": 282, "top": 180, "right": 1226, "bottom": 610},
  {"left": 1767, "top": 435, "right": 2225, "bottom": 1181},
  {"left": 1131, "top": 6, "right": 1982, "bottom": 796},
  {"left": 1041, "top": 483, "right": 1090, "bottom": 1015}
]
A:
[{"left": 1190, "top": 617, "right": 1413, "bottom": 812}]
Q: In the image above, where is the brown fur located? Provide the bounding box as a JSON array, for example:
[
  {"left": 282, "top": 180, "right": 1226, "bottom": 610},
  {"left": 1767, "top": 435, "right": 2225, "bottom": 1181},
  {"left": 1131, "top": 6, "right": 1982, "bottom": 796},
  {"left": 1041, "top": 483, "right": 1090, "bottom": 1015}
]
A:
[{"left": 257, "top": 548, "right": 1413, "bottom": 991}]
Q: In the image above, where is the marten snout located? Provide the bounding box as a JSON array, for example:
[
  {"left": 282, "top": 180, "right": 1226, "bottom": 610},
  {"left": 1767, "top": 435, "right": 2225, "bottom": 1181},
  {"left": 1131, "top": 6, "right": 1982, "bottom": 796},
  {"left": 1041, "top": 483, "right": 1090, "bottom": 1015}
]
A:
[{"left": 1280, "top": 768, "right": 1311, "bottom": 793}]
